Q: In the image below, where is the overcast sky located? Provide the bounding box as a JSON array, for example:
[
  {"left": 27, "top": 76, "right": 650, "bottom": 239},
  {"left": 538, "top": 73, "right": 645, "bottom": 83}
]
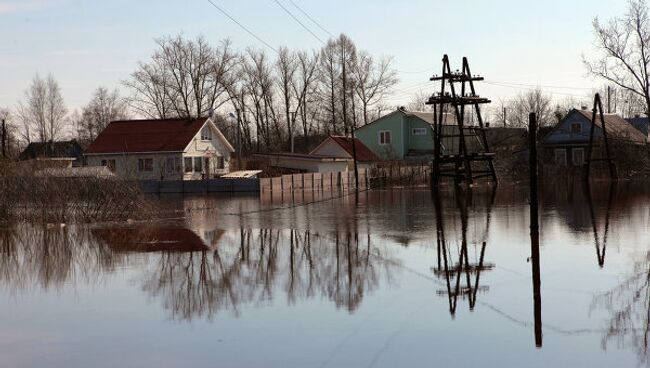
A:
[{"left": 0, "top": 0, "right": 629, "bottom": 114}]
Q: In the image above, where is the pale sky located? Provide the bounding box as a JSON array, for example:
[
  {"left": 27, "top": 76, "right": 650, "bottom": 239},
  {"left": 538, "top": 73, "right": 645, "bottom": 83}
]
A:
[{"left": 0, "top": 0, "right": 629, "bottom": 114}]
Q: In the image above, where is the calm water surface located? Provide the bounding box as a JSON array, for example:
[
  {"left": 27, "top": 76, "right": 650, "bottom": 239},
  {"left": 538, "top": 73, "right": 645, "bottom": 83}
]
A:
[{"left": 2, "top": 181, "right": 650, "bottom": 367}]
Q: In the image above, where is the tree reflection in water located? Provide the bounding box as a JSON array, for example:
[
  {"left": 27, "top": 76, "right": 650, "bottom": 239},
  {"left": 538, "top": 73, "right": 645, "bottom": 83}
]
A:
[
  {"left": 0, "top": 225, "right": 125, "bottom": 293},
  {"left": 0, "top": 224, "right": 401, "bottom": 321},
  {"left": 593, "top": 251, "right": 650, "bottom": 363},
  {"left": 139, "top": 229, "right": 400, "bottom": 321}
]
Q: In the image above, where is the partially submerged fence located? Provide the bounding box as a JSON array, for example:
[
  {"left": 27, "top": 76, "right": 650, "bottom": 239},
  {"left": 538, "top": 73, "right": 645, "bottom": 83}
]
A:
[
  {"left": 138, "top": 178, "right": 260, "bottom": 194},
  {"left": 260, "top": 163, "right": 431, "bottom": 198}
]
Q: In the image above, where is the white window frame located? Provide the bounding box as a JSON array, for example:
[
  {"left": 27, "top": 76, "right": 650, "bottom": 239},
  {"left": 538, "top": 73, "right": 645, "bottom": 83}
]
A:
[
  {"left": 193, "top": 157, "right": 203, "bottom": 172},
  {"left": 412, "top": 127, "right": 427, "bottom": 136},
  {"left": 138, "top": 158, "right": 153, "bottom": 172},
  {"left": 554, "top": 149, "right": 567, "bottom": 166},
  {"left": 201, "top": 126, "right": 212, "bottom": 141},
  {"left": 572, "top": 148, "right": 585, "bottom": 166},
  {"left": 379, "top": 130, "right": 392, "bottom": 145},
  {"left": 184, "top": 157, "right": 193, "bottom": 173}
]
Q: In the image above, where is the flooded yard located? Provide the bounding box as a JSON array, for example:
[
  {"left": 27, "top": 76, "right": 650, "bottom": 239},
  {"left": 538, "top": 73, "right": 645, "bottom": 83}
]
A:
[{"left": 2, "top": 181, "right": 650, "bottom": 367}]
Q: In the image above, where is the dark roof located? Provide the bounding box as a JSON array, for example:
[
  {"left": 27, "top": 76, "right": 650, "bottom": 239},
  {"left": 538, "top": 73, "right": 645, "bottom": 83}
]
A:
[
  {"left": 93, "top": 227, "right": 209, "bottom": 252},
  {"left": 575, "top": 110, "right": 648, "bottom": 144},
  {"left": 19, "top": 140, "right": 82, "bottom": 161},
  {"left": 625, "top": 116, "right": 649, "bottom": 135},
  {"left": 327, "top": 136, "right": 380, "bottom": 162},
  {"left": 85, "top": 118, "right": 208, "bottom": 154}
]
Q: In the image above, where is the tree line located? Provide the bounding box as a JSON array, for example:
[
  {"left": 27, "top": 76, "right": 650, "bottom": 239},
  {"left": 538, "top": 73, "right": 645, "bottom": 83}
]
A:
[{"left": 3, "top": 0, "right": 650, "bottom": 156}]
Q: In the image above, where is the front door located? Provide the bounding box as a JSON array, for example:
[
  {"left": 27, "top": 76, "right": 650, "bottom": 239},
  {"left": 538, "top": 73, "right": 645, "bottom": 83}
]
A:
[{"left": 204, "top": 157, "right": 211, "bottom": 179}]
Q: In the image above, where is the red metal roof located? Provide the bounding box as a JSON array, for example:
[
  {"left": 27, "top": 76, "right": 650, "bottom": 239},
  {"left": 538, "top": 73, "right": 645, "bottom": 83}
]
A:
[
  {"left": 85, "top": 118, "right": 208, "bottom": 154},
  {"left": 327, "top": 136, "right": 380, "bottom": 162}
]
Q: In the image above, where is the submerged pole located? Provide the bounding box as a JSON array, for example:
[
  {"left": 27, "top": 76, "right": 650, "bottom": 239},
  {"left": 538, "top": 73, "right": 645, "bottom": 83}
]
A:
[{"left": 529, "top": 112, "right": 542, "bottom": 348}]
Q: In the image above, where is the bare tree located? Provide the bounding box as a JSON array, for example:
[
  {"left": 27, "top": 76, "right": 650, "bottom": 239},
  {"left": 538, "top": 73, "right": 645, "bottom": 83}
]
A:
[
  {"left": 499, "top": 88, "right": 554, "bottom": 128},
  {"left": 124, "top": 35, "right": 237, "bottom": 119},
  {"left": 76, "top": 87, "right": 129, "bottom": 143},
  {"left": 354, "top": 52, "right": 398, "bottom": 125},
  {"left": 16, "top": 74, "right": 68, "bottom": 143},
  {"left": 292, "top": 51, "right": 320, "bottom": 143},
  {"left": 585, "top": 0, "right": 650, "bottom": 116}
]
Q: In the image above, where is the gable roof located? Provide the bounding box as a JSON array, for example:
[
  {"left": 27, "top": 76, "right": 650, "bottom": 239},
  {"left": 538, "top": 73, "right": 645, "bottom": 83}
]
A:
[
  {"left": 85, "top": 117, "right": 222, "bottom": 154},
  {"left": 19, "top": 140, "right": 82, "bottom": 160},
  {"left": 575, "top": 110, "right": 648, "bottom": 144},
  {"left": 311, "top": 135, "right": 380, "bottom": 162},
  {"left": 357, "top": 108, "right": 457, "bottom": 132}
]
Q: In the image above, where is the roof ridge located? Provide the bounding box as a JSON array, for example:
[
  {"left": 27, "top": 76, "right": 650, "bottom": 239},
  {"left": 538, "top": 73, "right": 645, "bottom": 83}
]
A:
[{"left": 110, "top": 117, "right": 208, "bottom": 124}]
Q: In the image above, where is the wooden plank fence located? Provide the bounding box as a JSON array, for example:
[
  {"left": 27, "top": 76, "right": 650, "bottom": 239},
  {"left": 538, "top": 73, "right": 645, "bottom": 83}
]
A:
[{"left": 260, "top": 164, "right": 431, "bottom": 194}]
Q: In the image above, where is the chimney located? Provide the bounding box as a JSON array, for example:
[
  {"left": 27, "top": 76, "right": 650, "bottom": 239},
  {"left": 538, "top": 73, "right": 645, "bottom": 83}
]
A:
[{"left": 635, "top": 114, "right": 641, "bottom": 118}]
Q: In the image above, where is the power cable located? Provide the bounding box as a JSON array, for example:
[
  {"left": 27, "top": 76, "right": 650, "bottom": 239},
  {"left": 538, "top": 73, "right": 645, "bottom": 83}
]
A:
[
  {"left": 206, "top": 0, "right": 279, "bottom": 54},
  {"left": 286, "top": 0, "right": 335, "bottom": 38},
  {"left": 274, "top": 0, "right": 325, "bottom": 44}
]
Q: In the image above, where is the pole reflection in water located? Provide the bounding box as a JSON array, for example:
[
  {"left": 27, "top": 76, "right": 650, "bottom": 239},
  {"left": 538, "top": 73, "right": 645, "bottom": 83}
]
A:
[
  {"left": 584, "top": 181, "right": 617, "bottom": 268},
  {"left": 432, "top": 186, "right": 495, "bottom": 316}
]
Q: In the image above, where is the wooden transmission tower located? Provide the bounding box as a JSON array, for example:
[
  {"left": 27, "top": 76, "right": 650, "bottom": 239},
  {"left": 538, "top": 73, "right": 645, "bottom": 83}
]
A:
[{"left": 426, "top": 55, "right": 497, "bottom": 186}]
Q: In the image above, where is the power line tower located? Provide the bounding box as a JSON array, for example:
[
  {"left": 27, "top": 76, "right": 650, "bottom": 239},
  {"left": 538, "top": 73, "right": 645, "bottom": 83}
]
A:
[
  {"left": 584, "top": 93, "right": 617, "bottom": 180},
  {"left": 427, "top": 55, "right": 497, "bottom": 187}
]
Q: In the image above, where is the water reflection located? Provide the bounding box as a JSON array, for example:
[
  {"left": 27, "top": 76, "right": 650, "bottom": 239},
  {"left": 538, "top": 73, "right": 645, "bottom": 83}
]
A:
[
  {"left": 4, "top": 182, "right": 650, "bottom": 366},
  {"left": 0, "top": 225, "right": 125, "bottom": 293},
  {"left": 432, "top": 186, "right": 496, "bottom": 316},
  {"left": 0, "top": 225, "right": 401, "bottom": 321}
]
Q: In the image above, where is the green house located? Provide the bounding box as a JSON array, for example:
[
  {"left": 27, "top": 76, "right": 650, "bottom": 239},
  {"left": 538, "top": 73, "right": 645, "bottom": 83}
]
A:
[{"left": 355, "top": 108, "right": 473, "bottom": 161}]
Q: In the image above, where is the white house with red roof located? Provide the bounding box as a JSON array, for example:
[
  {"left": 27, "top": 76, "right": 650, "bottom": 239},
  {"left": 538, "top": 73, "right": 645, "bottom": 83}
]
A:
[{"left": 84, "top": 117, "right": 234, "bottom": 180}]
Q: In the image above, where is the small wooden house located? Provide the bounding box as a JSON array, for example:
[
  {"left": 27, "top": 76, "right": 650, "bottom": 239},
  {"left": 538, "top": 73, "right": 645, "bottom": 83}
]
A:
[{"left": 541, "top": 109, "right": 648, "bottom": 166}]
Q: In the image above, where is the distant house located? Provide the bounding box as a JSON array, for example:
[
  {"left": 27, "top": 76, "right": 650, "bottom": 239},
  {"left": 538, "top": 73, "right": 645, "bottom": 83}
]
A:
[
  {"left": 354, "top": 107, "right": 483, "bottom": 161},
  {"left": 541, "top": 109, "right": 648, "bottom": 167},
  {"left": 19, "top": 140, "right": 83, "bottom": 163},
  {"left": 85, "top": 117, "right": 234, "bottom": 180},
  {"left": 625, "top": 115, "right": 649, "bottom": 138},
  {"left": 253, "top": 135, "right": 379, "bottom": 173}
]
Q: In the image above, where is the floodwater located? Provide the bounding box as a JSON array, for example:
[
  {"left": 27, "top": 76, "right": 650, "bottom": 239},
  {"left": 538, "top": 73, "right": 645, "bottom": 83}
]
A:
[{"left": 2, "top": 181, "right": 650, "bottom": 367}]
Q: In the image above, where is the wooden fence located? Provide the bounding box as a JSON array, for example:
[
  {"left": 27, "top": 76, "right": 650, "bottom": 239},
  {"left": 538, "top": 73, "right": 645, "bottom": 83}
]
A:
[{"left": 260, "top": 164, "right": 431, "bottom": 194}]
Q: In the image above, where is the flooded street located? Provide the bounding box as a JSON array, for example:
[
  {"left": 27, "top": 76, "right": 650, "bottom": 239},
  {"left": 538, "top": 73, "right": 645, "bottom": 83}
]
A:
[{"left": 2, "top": 181, "right": 650, "bottom": 367}]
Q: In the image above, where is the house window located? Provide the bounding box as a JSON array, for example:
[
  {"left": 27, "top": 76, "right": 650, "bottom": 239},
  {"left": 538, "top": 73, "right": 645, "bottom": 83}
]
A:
[
  {"left": 216, "top": 156, "right": 225, "bottom": 170},
  {"left": 201, "top": 126, "right": 212, "bottom": 141},
  {"left": 101, "top": 159, "right": 116, "bottom": 172},
  {"left": 174, "top": 157, "right": 182, "bottom": 172},
  {"left": 572, "top": 148, "right": 585, "bottom": 166},
  {"left": 570, "top": 123, "right": 582, "bottom": 134},
  {"left": 138, "top": 158, "right": 153, "bottom": 172},
  {"left": 165, "top": 157, "right": 176, "bottom": 173},
  {"left": 184, "top": 157, "right": 193, "bottom": 173},
  {"left": 193, "top": 157, "right": 203, "bottom": 172},
  {"left": 379, "top": 130, "right": 392, "bottom": 145},
  {"left": 412, "top": 128, "right": 427, "bottom": 136},
  {"left": 554, "top": 149, "right": 567, "bottom": 166}
]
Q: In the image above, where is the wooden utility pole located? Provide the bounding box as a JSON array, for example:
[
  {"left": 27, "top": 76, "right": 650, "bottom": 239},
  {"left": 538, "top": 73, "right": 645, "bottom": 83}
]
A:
[
  {"left": 607, "top": 86, "right": 611, "bottom": 114},
  {"left": 503, "top": 107, "right": 507, "bottom": 127},
  {"left": 1, "top": 119, "right": 5, "bottom": 158},
  {"left": 528, "top": 112, "right": 542, "bottom": 348}
]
